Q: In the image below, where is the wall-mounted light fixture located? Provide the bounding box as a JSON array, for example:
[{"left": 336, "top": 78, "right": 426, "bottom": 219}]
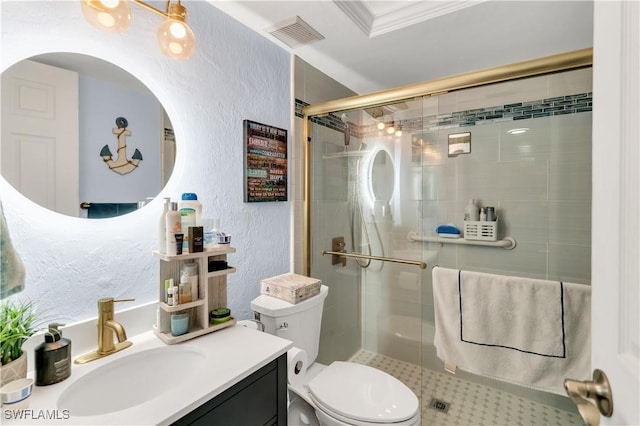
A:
[{"left": 80, "top": 0, "right": 196, "bottom": 60}]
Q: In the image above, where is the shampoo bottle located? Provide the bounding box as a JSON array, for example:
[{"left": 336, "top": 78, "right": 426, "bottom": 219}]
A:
[
  {"left": 165, "top": 202, "right": 181, "bottom": 256},
  {"left": 158, "top": 197, "right": 171, "bottom": 253},
  {"left": 34, "top": 323, "right": 71, "bottom": 386},
  {"left": 464, "top": 199, "right": 479, "bottom": 221}
]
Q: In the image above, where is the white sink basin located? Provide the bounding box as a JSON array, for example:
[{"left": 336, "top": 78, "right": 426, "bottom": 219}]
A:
[{"left": 57, "top": 346, "right": 206, "bottom": 417}]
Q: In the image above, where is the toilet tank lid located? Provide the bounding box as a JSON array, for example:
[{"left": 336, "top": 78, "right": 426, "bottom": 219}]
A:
[{"left": 251, "top": 285, "right": 328, "bottom": 317}]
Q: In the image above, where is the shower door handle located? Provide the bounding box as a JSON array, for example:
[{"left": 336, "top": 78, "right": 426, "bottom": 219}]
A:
[
  {"left": 331, "top": 236, "right": 347, "bottom": 266},
  {"left": 564, "top": 369, "right": 613, "bottom": 426}
]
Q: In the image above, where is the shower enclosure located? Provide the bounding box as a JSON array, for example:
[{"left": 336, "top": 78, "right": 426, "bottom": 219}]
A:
[{"left": 302, "top": 49, "right": 592, "bottom": 424}]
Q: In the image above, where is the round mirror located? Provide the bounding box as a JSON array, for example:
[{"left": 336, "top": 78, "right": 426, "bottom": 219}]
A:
[
  {"left": 1, "top": 53, "right": 175, "bottom": 218},
  {"left": 369, "top": 149, "right": 394, "bottom": 202}
]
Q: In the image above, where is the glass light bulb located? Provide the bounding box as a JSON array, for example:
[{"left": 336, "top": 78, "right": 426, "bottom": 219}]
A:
[
  {"left": 395, "top": 130, "right": 403, "bottom": 137},
  {"left": 157, "top": 19, "right": 196, "bottom": 60},
  {"left": 81, "top": 0, "right": 130, "bottom": 33},
  {"left": 387, "top": 126, "right": 395, "bottom": 134},
  {"left": 377, "top": 122, "right": 385, "bottom": 130}
]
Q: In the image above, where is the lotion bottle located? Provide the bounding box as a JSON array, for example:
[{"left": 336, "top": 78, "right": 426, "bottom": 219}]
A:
[
  {"left": 158, "top": 197, "right": 170, "bottom": 253},
  {"left": 165, "top": 202, "right": 181, "bottom": 256},
  {"left": 179, "top": 193, "right": 202, "bottom": 251}
]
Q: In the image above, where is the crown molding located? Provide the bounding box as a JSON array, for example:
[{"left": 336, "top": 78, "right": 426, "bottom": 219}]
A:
[{"left": 334, "top": 0, "right": 486, "bottom": 38}]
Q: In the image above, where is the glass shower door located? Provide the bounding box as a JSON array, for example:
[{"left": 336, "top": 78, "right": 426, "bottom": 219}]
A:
[
  {"left": 308, "top": 111, "right": 363, "bottom": 364},
  {"left": 308, "top": 101, "right": 429, "bottom": 398}
]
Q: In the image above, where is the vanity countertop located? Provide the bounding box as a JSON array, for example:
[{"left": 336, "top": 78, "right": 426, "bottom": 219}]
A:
[{"left": 2, "top": 325, "right": 292, "bottom": 425}]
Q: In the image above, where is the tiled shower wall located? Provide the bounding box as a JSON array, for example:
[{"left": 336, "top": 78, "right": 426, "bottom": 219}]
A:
[{"left": 415, "top": 67, "right": 593, "bottom": 285}]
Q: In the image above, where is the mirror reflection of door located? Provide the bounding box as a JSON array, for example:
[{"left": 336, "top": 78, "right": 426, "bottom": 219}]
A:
[
  {"left": 1, "top": 53, "right": 175, "bottom": 218},
  {"left": 1, "top": 60, "right": 80, "bottom": 216}
]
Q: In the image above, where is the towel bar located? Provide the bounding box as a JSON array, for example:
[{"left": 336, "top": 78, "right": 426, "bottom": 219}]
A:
[
  {"left": 321, "top": 250, "right": 427, "bottom": 269},
  {"left": 407, "top": 231, "right": 516, "bottom": 249}
]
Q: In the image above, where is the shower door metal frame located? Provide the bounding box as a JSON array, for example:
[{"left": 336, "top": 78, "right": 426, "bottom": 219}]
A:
[{"left": 301, "top": 48, "right": 593, "bottom": 276}]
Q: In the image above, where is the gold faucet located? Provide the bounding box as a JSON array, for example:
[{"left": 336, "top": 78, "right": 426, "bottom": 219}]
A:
[{"left": 75, "top": 297, "right": 135, "bottom": 364}]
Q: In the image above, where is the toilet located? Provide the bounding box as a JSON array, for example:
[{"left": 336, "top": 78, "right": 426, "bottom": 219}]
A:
[{"left": 250, "top": 285, "right": 420, "bottom": 426}]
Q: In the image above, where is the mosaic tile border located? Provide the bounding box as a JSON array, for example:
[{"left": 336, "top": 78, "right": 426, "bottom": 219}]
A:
[{"left": 295, "top": 92, "right": 592, "bottom": 138}]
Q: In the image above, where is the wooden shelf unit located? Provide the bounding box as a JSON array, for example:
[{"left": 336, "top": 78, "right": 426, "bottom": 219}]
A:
[{"left": 153, "top": 245, "right": 237, "bottom": 344}]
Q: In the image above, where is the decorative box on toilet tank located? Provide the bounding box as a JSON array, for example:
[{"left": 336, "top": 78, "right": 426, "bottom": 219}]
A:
[{"left": 261, "top": 273, "right": 321, "bottom": 304}]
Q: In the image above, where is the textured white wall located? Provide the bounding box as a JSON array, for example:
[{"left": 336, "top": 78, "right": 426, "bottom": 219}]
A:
[{"left": 0, "top": 1, "right": 291, "bottom": 323}]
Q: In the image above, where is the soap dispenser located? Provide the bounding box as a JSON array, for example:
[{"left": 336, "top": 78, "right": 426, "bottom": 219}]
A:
[{"left": 34, "top": 323, "right": 71, "bottom": 386}]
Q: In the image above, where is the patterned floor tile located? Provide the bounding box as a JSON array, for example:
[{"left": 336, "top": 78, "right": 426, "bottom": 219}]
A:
[{"left": 350, "top": 350, "right": 582, "bottom": 426}]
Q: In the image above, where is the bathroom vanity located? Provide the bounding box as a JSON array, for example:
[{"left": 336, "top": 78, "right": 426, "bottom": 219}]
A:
[
  {"left": 172, "top": 352, "right": 287, "bottom": 425},
  {"left": 5, "top": 323, "right": 292, "bottom": 425}
]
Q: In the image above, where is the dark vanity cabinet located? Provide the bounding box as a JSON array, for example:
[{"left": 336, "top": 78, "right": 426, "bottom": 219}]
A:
[{"left": 172, "top": 353, "right": 287, "bottom": 426}]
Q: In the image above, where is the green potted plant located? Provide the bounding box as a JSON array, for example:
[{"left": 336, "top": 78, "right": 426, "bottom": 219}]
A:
[{"left": 0, "top": 299, "right": 37, "bottom": 386}]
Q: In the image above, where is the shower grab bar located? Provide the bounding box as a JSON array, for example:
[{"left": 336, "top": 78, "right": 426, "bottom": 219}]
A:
[
  {"left": 321, "top": 250, "right": 427, "bottom": 269},
  {"left": 407, "top": 231, "right": 516, "bottom": 250}
]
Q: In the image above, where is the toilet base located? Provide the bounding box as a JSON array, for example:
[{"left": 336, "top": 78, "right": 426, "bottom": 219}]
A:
[{"left": 288, "top": 393, "right": 320, "bottom": 426}]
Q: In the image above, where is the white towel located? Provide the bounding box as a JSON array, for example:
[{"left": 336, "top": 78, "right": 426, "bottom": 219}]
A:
[{"left": 432, "top": 267, "right": 591, "bottom": 395}]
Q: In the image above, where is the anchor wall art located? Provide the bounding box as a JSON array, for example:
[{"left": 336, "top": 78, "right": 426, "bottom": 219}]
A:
[{"left": 100, "top": 117, "right": 143, "bottom": 175}]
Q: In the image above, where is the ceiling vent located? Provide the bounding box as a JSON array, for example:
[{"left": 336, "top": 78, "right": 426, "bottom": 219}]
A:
[{"left": 267, "top": 16, "right": 325, "bottom": 48}]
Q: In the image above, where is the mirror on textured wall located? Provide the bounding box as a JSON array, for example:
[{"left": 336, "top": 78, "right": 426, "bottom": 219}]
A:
[{"left": 0, "top": 53, "right": 175, "bottom": 218}]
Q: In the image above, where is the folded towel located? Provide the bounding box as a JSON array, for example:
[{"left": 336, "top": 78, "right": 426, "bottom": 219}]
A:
[{"left": 432, "top": 267, "right": 591, "bottom": 395}]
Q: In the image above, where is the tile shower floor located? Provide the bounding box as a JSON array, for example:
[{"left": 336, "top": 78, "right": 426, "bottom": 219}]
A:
[{"left": 349, "top": 350, "right": 583, "bottom": 426}]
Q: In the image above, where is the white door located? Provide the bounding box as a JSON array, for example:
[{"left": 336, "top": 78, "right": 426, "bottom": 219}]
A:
[
  {"left": 1, "top": 59, "right": 79, "bottom": 216},
  {"left": 591, "top": 2, "right": 639, "bottom": 425}
]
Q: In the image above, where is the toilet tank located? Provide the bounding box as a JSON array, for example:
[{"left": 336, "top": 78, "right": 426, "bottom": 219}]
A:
[{"left": 251, "top": 285, "right": 328, "bottom": 364}]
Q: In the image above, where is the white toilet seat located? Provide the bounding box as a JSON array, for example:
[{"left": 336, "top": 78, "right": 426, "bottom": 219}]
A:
[
  {"left": 306, "top": 361, "right": 420, "bottom": 426},
  {"left": 310, "top": 394, "right": 420, "bottom": 426}
]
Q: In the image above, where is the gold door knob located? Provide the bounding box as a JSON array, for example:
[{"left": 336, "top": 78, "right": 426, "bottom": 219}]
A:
[{"left": 564, "top": 369, "right": 613, "bottom": 426}]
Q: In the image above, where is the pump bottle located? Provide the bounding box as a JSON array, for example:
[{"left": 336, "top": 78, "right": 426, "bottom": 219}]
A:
[{"left": 34, "top": 323, "right": 71, "bottom": 386}]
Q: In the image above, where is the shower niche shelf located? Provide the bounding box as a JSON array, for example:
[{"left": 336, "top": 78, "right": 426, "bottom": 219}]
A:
[{"left": 407, "top": 231, "right": 516, "bottom": 250}]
